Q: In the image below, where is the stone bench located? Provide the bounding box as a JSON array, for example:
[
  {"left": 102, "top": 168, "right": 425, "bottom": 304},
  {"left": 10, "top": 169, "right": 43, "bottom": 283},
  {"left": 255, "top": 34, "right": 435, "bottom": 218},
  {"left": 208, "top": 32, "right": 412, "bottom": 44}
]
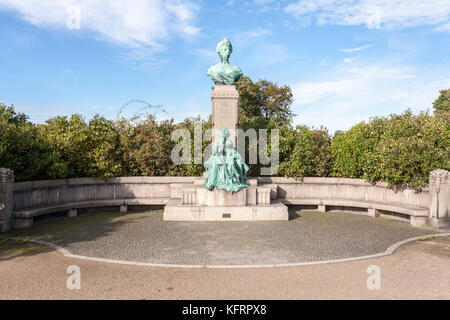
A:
[
  {"left": 13, "top": 198, "right": 169, "bottom": 228},
  {"left": 280, "top": 198, "right": 428, "bottom": 227}
]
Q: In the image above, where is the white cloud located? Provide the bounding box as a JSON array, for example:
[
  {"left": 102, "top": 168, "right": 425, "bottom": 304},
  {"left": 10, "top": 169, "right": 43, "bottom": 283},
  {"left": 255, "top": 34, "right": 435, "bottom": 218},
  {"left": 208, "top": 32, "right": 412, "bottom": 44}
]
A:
[
  {"left": 291, "top": 60, "right": 450, "bottom": 132},
  {"left": 284, "top": 0, "right": 450, "bottom": 32},
  {"left": 0, "top": 0, "right": 199, "bottom": 48},
  {"left": 339, "top": 44, "right": 374, "bottom": 53}
]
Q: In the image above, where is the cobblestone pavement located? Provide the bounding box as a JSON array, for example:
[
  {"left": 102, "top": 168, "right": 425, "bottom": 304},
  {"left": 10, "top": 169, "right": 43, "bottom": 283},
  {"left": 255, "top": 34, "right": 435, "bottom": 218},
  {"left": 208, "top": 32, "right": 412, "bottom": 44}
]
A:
[
  {"left": 15, "top": 210, "right": 438, "bottom": 266},
  {"left": 2, "top": 235, "right": 450, "bottom": 299}
]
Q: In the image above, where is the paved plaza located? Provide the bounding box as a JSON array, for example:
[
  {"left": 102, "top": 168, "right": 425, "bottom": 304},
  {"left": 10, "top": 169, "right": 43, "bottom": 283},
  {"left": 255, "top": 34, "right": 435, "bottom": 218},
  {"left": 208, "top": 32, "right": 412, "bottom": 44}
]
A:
[
  {"left": 5, "top": 209, "right": 441, "bottom": 266},
  {"left": 1, "top": 232, "right": 450, "bottom": 299}
]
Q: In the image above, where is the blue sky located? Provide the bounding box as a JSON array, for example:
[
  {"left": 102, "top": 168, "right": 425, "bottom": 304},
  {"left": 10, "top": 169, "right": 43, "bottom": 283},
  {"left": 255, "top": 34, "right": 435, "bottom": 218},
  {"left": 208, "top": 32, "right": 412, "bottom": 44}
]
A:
[{"left": 0, "top": 0, "right": 449, "bottom": 132}]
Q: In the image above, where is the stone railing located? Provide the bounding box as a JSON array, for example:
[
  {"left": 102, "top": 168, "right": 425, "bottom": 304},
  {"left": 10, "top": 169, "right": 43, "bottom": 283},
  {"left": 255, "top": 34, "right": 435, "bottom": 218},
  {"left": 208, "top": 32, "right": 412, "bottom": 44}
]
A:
[
  {"left": 257, "top": 176, "right": 431, "bottom": 209},
  {"left": 1, "top": 169, "right": 449, "bottom": 231},
  {"left": 12, "top": 176, "right": 195, "bottom": 211}
]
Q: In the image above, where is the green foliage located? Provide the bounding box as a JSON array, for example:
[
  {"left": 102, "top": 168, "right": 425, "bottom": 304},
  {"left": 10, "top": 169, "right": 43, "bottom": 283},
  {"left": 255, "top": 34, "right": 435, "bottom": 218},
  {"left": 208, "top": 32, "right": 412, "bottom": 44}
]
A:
[
  {"left": 1, "top": 85, "right": 448, "bottom": 189},
  {"left": 279, "top": 126, "right": 332, "bottom": 178},
  {"left": 432, "top": 88, "right": 450, "bottom": 115},
  {"left": 169, "top": 117, "right": 212, "bottom": 176},
  {"left": 331, "top": 118, "right": 387, "bottom": 179},
  {"left": 235, "top": 76, "right": 294, "bottom": 176},
  {"left": 331, "top": 110, "right": 450, "bottom": 188},
  {"left": 236, "top": 76, "right": 294, "bottom": 129},
  {"left": 0, "top": 103, "right": 63, "bottom": 181},
  {"left": 37, "top": 114, "right": 123, "bottom": 178},
  {"left": 115, "top": 115, "right": 175, "bottom": 176}
]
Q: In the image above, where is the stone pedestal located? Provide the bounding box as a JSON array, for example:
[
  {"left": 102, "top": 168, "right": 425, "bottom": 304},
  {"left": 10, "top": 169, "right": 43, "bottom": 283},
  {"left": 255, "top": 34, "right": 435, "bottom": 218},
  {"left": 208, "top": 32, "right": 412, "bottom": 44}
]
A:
[
  {"left": 212, "top": 85, "right": 239, "bottom": 147},
  {"left": 429, "top": 169, "right": 450, "bottom": 228},
  {"left": 0, "top": 168, "right": 14, "bottom": 232},
  {"left": 163, "top": 179, "right": 289, "bottom": 221},
  {"left": 164, "top": 200, "right": 288, "bottom": 221}
]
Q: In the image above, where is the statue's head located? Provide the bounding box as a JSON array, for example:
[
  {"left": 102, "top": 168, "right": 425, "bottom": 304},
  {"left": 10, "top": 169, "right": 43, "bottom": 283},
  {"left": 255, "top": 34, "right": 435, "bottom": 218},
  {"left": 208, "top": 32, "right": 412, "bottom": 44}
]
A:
[
  {"left": 216, "top": 38, "right": 232, "bottom": 63},
  {"left": 220, "top": 127, "right": 230, "bottom": 140}
]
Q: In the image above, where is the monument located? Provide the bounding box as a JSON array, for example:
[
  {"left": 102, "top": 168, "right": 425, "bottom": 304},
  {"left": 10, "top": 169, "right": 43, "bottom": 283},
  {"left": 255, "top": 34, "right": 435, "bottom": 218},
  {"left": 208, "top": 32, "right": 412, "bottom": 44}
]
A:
[
  {"left": 163, "top": 38, "right": 288, "bottom": 221},
  {"left": 208, "top": 38, "right": 242, "bottom": 147}
]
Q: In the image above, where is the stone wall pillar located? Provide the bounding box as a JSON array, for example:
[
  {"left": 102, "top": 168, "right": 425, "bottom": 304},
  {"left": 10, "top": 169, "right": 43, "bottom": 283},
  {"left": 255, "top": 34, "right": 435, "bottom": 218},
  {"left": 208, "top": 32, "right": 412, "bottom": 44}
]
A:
[
  {"left": 0, "top": 168, "right": 14, "bottom": 232},
  {"left": 211, "top": 84, "right": 239, "bottom": 147},
  {"left": 429, "top": 169, "right": 450, "bottom": 229}
]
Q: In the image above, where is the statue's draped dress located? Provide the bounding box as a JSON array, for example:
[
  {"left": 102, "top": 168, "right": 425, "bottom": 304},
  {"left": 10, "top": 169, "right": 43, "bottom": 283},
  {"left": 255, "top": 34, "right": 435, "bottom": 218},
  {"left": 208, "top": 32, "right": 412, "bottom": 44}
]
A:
[{"left": 203, "top": 138, "right": 249, "bottom": 193}]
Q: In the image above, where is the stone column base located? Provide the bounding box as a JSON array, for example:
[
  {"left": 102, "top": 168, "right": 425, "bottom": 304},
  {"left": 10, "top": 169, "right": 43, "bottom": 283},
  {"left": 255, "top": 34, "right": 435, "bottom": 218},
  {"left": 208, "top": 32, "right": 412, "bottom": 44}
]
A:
[{"left": 318, "top": 204, "right": 326, "bottom": 212}]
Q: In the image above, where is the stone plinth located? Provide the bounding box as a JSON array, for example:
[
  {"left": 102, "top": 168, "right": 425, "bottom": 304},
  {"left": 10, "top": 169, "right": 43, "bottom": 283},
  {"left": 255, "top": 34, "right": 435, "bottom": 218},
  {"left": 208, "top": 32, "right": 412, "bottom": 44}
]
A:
[
  {"left": 196, "top": 188, "right": 247, "bottom": 206},
  {"left": 164, "top": 199, "right": 288, "bottom": 221},
  {"left": 212, "top": 84, "right": 239, "bottom": 147},
  {"left": 163, "top": 182, "right": 289, "bottom": 221},
  {"left": 429, "top": 169, "right": 450, "bottom": 228}
]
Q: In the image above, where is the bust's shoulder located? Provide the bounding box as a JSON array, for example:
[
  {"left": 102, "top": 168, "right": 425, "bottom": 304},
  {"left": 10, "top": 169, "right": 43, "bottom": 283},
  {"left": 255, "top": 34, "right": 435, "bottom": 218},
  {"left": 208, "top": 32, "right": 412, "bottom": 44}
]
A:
[{"left": 207, "top": 63, "right": 221, "bottom": 75}]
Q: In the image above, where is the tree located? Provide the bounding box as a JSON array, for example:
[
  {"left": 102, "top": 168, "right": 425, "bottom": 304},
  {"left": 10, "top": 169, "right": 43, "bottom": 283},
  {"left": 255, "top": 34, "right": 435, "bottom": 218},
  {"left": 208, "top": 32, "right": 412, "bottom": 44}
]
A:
[
  {"left": 38, "top": 114, "right": 124, "bottom": 178},
  {"left": 235, "top": 76, "right": 294, "bottom": 129},
  {"left": 116, "top": 115, "right": 176, "bottom": 176},
  {"left": 432, "top": 88, "right": 450, "bottom": 115},
  {"left": 0, "top": 103, "right": 65, "bottom": 181},
  {"left": 279, "top": 126, "right": 332, "bottom": 178},
  {"left": 331, "top": 110, "right": 450, "bottom": 189}
]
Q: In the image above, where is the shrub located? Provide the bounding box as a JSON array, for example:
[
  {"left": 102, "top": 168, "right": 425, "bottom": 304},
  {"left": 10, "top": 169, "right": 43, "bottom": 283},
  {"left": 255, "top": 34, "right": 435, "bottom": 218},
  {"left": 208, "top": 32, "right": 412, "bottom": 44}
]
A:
[
  {"left": 331, "top": 110, "right": 450, "bottom": 188},
  {"left": 37, "top": 114, "right": 124, "bottom": 178},
  {"left": 0, "top": 103, "right": 64, "bottom": 181},
  {"left": 279, "top": 126, "right": 332, "bottom": 178}
]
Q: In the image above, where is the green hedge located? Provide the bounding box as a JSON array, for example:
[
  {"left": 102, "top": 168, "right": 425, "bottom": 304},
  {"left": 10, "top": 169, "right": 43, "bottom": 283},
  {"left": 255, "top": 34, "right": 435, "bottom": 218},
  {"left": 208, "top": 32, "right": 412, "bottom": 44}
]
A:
[
  {"left": 331, "top": 110, "right": 449, "bottom": 188},
  {"left": 1, "top": 103, "right": 449, "bottom": 188}
]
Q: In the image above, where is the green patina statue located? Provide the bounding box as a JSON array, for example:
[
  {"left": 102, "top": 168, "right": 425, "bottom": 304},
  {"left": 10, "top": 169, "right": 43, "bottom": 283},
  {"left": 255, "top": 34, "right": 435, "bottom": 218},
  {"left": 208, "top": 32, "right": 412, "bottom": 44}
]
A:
[
  {"left": 203, "top": 128, "right": 249, "bottom": 193},
  {"left": 207, "top": 38, "right": 243, "bottom": 85}
]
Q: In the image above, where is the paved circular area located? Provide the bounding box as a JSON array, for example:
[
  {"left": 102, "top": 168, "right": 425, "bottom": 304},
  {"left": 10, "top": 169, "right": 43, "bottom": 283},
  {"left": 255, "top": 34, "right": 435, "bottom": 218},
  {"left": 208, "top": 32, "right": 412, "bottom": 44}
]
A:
[{"left": 25, "top": 210, "right": 439, "bottom": 266}]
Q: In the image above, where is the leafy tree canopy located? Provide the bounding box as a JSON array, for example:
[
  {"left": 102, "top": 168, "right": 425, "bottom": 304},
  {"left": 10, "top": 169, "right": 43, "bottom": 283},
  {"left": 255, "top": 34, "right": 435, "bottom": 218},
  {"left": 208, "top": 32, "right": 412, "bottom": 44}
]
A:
[
  {"left": 433, "top": 88, "right": 450, "bottom": 115},
  {"left": 235, "top": 76, "right": 294, "bottom": 129}
]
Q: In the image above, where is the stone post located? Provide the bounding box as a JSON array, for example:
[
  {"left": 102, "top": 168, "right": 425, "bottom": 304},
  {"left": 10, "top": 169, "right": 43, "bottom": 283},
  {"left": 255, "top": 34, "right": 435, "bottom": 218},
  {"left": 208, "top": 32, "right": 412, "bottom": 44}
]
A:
[
  {"left": 211, "top": 84, "right": 239, "bottom": 147},
  {"left": 0, "top": 168, "right": 14, "bottom": 232},
  {"left": 429, "top": 169, "right": 450, "bottom": 229}
]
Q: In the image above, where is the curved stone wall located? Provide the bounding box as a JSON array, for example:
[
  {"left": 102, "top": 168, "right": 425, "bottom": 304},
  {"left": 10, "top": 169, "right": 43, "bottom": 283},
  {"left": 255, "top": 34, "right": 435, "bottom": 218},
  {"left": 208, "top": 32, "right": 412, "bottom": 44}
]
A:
[
  {"left": 13, "top": 176, "right": 195, "bottom": 211},
  {"left": 1, "top": 169, "right": 448, "bottom": 231},
  {"left": 257, "top": 177, "right": 430, "bottom": 209}
]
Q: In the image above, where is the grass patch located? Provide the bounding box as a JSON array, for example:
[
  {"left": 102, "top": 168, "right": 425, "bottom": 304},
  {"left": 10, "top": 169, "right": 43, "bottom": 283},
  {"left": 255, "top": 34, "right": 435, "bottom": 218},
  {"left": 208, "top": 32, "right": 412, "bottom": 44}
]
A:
[
  {"left": 0, "top": 239, "right": 50, "bottom": 259},
  {"left": 419, "top": 236, "right": 438, "bottom": 241}
]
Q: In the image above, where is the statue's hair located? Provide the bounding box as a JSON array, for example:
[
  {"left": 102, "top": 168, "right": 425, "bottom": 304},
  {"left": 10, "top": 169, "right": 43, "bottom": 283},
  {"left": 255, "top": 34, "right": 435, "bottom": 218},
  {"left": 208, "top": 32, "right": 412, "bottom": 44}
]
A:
[{"left": 216, "top": 38, "right": 232, "bottom": 57}]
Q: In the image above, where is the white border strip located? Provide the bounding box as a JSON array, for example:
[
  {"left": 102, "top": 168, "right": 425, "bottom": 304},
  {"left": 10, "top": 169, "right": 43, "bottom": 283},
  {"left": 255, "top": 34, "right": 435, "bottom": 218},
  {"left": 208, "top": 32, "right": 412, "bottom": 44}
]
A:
[{"left": 9, "top": 233, "right": 450, "bottom": 269}]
